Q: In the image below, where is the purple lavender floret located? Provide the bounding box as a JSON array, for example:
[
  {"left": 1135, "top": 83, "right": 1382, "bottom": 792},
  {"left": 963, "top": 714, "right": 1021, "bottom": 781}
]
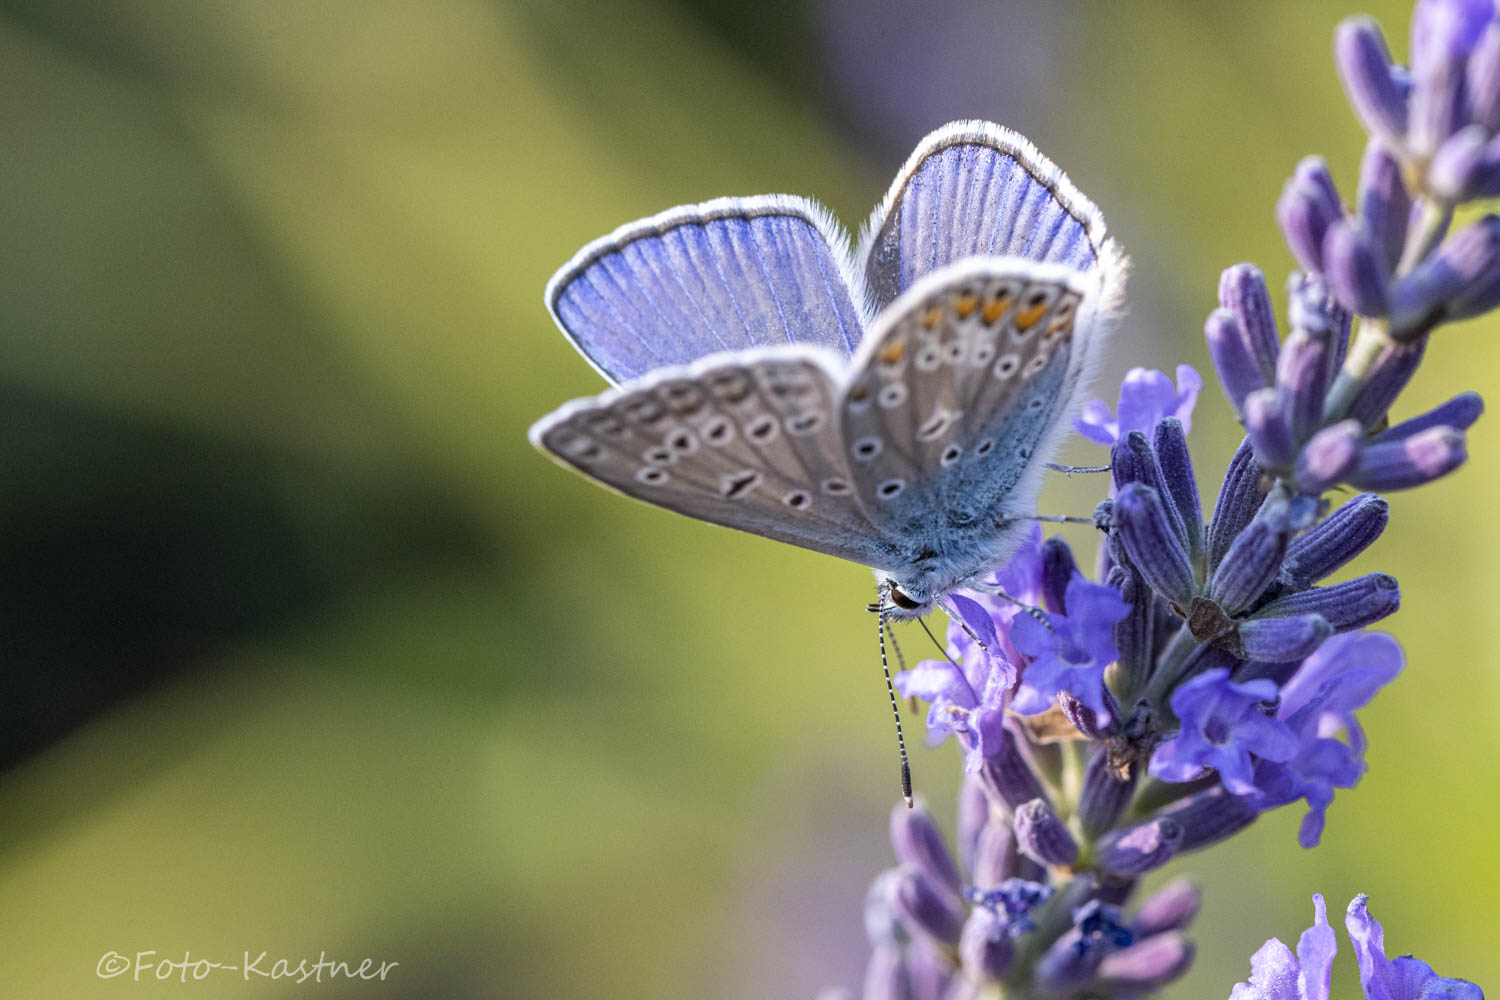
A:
[
  {"left": 1227, "top": 894, "right": 1483, "bottom": 1000},
  {"left": 1149, "top": 669, "right": 1298, "bottom": 795},
  {"left": 1256, "top": 631, "right": 1404, "bottom": 846},
  {"left": 1076, "top": 365, "right": 1204, "bottom": 445},
  {"left": 1009, "top": 574, "right": 1129, "bottom": 723},
  {"left": 1228, "top": 893, "right": 1338, "bottom": 1000}
]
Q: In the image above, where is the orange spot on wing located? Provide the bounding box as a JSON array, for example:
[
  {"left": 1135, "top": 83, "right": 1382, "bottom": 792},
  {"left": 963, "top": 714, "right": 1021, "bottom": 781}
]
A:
[
  {"left": 1015, "top": 303, "right": 1047, "bottom": 331},
  {"left": 879, "top": 340, "right": 907, "bottom": 364},
  {"left": 954, "top": 294, "right": 978, "bottom": 319},
  {"left": 921, "top": 307, "right": 943, "bottom": 330},
  {"left": 981, "top": 295, "right": 1013, "bottom": 324}
]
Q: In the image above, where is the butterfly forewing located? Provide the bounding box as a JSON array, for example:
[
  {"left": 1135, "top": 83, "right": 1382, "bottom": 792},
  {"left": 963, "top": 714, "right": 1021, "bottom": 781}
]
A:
[
  {"left": 547, "top": 196, "right": 867, "bottom": 385},
  {"left": 839, "top": 259, "right": 1090, "bottom": 538},
  {"left": 530, "top": 348, "right": 904, "bottom": 568},
  {"left": 858, "top": 121, "right": 1111, "bottom": 311}
]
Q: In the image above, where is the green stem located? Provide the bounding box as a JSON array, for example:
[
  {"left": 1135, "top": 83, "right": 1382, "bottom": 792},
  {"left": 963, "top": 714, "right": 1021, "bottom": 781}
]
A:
[
  {"left": 1321, "top": 316, "right": 1393, "bottom": 422},
  {"left": 1140, "top": 625, "right": 1198, "bottom": 707},
  {"left": 1395, "top": 198, "right": 1451, "bottom": 275}
]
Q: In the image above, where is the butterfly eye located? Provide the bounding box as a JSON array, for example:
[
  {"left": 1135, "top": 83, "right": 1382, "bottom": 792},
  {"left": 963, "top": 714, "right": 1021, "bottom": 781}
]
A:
[{"left": 888, "top": 586, "right": 922, "bottom": 611}]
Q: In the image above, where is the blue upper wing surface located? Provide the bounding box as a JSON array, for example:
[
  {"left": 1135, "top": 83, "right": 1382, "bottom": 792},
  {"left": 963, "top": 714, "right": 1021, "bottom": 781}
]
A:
[
  {"left": 546, "top": 196, "right": 867, "bottom": 385},
  {"left": 858, "top": 122, "right": 1111, "bottom": 310}
]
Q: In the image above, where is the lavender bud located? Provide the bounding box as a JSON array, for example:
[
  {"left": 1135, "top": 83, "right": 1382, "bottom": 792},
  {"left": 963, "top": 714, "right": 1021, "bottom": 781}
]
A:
[
  {"left": 1293, "top": 419, "right": 1363, "bottom": 493},
  {"left": 1346, "top": 336, "right": 1427, "bottom": 426},
  {"left": 1111, "top": 432, "right": 1188, "bottom": 545},
  {"left": 1206, "top": 438, "right": 1268, "bottom": 576},
  {"left": 1094, "top": 932, "right": 1196, "bottom": 992},
  {"left": 1238, "top": 612, "right": 1334, "bottom": 660},
  {"left": 862, "top": 945, "right": 913, "bottom": 1000},
  {"left": 1335, "top": 17, "right": 1410, "bottom": 142},
  {"left": 1359, "top": 138, "right": 1412, "bottom": 271},
  {"left": 1209, "top": 495, "right": 1292, "bottom": 615},
  {"left": 1349, "top": 425, "right": 1469, "bottom": 488},
  {"left": 1324, "top": 218, "right": 1393, "bottom": 315},
  {"left": 1243, "top": 388, "right": 1299, "bottom": 468},
  {"left": 1281, "top": 492, "right": 1389, "bottom": 588},
  {"left": 977, "top": 726, "right": 1049, "bottom": 813},
  {"left": 1375, "top": 391, "right": 1485, "bottom": 444},
  {"left": 1410, "top": 0, "right": 1492, "bottom": 156},
  {"left": 1393, "top": 215, "right": 1500, "bottom": 334},
  {"left": 1219, "top": 264, "right": 1282, "bottom": 375},
  {"left": 1153, "top": 418, "right": 1204, "bottom": 560},
  {"left": 1098, "top": 817, "right": 1184, "bottom": 877},
  {"left": 972, "top": 822, "right": 1044, "bottom": 888},
  {"left": 892, "top": 867, "right": 964, "bottom": 949},
  {"left": 1059, "top": 690, "right": 1109, "bottom": 740},
  {"left": 891, "top": 803, "right": 963, "bottom": 898},
  {"left": 1206, "top": 308, "right": 1268, "bottom": 411},
  {"left": 1277, "top": 158, "right": 1344, "bottom": 273},
  {"left": 1430, "top": 124, "right": 1492, "bottom": 201},
  {"left": 1078, "top": 752, "right": 1138, "bottom": 840},
  {"left": 1035, "top": 902, "right": 1133, "bottom": 994},
  {"left": 1040, "top": 537, "right": 1078, "bottom": 615},
  {"left": 1130, "top": 878, "right": 1203, "bottom": 936},
  {"left": 1157, "top": 785, "right": 1262, "bottom": 852},
  {"left": 956, "top": 774, "right": 990, "bottom": 877},
  {"left": 1257, "top": 572, "right": 1400, "bottom": 631},
  {"left": 1281, "top": 329, "right": 1336, "bottom": 442},
  {"left": 1469, "top": 21, "right": 1500, "bottom": 130},
  {"left": 1013, "top": 798, "right": 1079, "bottom": 867},
  {"left": 958, "top": 910, "right": 1013, "bottom": 982},
  {"left": 1288, "top": 272, "right": 1352, "bottom": 358},
  {"left": 1114, "top": 483, "right": 1196, "bottom": 605},
  {"left": 1111, "top": 566, "right": 1155, "bottom": 697},
  {"left": 906, "top": 944, "right": 948, "bottom": 1000}
]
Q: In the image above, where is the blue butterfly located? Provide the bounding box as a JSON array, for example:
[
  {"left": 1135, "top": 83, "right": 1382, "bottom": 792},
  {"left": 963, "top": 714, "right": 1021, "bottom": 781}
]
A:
[{"left": 530, "top": 121, "right": 1126, "bottom": 620}]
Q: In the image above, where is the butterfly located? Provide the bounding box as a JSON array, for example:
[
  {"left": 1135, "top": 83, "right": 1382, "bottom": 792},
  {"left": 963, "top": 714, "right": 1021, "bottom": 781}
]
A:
[{"left": 529, "top": 120, "right": 1126, "bottom": 621}]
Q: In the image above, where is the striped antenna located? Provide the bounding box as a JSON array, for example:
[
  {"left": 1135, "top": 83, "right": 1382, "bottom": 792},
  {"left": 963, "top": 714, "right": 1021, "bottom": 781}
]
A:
[{"left": 872, "top": 586, "right": 913, "bottom": 808}]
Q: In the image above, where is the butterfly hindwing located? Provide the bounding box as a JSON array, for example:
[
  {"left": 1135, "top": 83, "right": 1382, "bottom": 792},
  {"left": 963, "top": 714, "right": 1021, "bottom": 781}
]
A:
[
  {"left": 858, "top": 121, "right": 1113, "bottom": 312},
  {"left": 530, "top": 347, "right": 903, "bottom": 568},
  {"left": 546, "top": 196, "right": 868, "bottom": 385},
  {"left": 839, "top": 258, "right": 1091, "bottom": 539}
]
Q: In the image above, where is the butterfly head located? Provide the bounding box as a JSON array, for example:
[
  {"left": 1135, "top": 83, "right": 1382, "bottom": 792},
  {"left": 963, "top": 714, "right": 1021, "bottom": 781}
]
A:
[{"left": 878, "top": 577, "right": 936, "bottom": 622}]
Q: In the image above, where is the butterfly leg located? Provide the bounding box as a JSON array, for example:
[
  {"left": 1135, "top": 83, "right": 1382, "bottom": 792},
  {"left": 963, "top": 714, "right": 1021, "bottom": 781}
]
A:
[{"left": 1045, "top": 462, "right": 1111, "bottom": 476}]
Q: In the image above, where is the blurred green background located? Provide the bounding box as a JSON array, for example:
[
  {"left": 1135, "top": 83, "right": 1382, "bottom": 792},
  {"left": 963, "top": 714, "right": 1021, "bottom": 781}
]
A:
[{"left": 0, "top": 0, "right": 1494, "bottom": 996}]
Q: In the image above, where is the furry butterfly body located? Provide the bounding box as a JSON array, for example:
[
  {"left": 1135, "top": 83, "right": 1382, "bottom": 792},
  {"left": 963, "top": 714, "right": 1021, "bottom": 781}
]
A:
[{"left": 529, "top": 121, "right": 1126, "bottom": 618}]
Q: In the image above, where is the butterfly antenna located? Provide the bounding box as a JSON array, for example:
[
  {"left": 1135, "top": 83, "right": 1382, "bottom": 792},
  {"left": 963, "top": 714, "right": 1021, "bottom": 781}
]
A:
[{"left": 874, "top": 590, "right": 914, "bottom": 808}]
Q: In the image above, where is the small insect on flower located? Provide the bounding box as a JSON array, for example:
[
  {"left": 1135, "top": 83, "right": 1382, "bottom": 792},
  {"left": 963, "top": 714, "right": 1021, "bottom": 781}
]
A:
[{"left": 529, "top": 120, "right": 1128, "bottom": 622}]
